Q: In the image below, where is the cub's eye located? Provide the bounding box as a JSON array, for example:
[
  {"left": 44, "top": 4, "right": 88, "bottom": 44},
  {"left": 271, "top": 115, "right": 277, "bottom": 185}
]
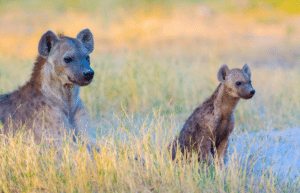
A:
[
  {"left": 236, "top": 81, "right": 242, "bottom": 86},
  {"left": 86, "top": 56, "right": 90, "bottom": 62},
  {"left": 64, "top": 57, "right": 73, "bottom": 63}
]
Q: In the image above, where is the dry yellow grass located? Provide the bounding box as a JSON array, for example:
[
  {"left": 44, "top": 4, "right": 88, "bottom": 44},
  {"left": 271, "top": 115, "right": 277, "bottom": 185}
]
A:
[
  {"left": 1, "top": 114, "right": 298, "bottom": 192},
  {"left": 1, "top": 51, "right": 299, "bottom": 191}
]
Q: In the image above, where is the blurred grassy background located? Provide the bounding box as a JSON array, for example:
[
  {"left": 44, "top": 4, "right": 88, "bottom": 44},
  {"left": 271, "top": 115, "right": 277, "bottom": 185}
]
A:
[{"left": 0, "top": 0, "right": 299, "bottom": 132}]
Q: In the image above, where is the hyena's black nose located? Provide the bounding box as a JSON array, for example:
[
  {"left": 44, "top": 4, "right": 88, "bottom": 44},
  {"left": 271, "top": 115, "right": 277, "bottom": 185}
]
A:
[
  {"left": 250, "top": 90, "right": 255, "bottom": 95},
  {"left": 83, "top": 71, "right": 94, "bottom": 81}
]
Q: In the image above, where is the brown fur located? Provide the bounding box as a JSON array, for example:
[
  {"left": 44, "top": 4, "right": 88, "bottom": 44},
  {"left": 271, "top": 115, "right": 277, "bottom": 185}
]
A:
[
  {"left": 0, "top": 29, "right": 95, "bottom": 145},
  {"left": 168, "top": 64, "right": 255, "bottom": 168}
]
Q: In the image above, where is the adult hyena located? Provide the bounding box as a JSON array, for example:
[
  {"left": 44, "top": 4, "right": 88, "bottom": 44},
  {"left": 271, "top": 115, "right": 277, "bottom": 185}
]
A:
[
  {"left": 0, "top": 29, "right": 95, "bottom": 144},
  {"left": 169, "top": 64, "right": 255, "bottom": 167}
]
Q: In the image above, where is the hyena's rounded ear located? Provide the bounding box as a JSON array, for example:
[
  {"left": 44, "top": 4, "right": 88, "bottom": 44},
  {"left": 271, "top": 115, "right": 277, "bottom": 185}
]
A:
[
  {"left": 242, "top": 63, "right": 251, "bottom": 78},
  {"left": 38, "top": 30, "right": 59, "bottom": 58},
  {"left": 77, "top": 29, "right": 94, "bottom": 53},
  {"left": 217, "top": 64, "right": 230, "bottom": 82}
]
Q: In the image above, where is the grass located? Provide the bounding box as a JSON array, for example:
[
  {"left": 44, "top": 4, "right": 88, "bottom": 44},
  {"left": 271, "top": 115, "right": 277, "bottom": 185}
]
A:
[
  {"left": 1, "top": 52, "right": 299, "bottom": 132},
  {"left": 0, "top": 49, "right": 299, "bottom": 191},
  {"left": 1, "top": 114, "right": 299, "bottom": 192}
]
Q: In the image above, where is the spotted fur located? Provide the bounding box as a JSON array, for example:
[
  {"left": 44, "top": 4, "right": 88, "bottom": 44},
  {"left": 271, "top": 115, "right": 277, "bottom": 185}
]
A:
[
  {"left": 0, "top": 29, "right": 95, "bottom": 145},
  {"left": 168, "top": 64, "right": 255, "bottom": 168}
]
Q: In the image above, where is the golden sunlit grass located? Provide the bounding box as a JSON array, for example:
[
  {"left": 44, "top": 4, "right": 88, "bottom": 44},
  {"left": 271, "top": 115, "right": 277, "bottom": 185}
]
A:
[
  {"left": 2, "top": 53, "right": 298, "bottom": 131},
  {"left": 0, "top": 51, "right": 299, "bottom": 191},
  {"left": 1, "top": 113, "right": 298, "bottom": 192}
]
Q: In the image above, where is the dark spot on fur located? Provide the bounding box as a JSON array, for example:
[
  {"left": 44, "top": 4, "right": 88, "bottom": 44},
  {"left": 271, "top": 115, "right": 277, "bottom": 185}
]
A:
[
  {"left": 195, "top": 123, "right": 201, "bottom": 131},
  {"left": 62, "top": 108, "right": 68, "bottom": 116},
  {"left": 2, "top": 95, "right": 13, "bottom": 106}
]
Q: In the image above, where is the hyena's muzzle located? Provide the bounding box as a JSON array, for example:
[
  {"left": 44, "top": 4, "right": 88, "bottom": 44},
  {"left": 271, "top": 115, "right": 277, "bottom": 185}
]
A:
[{"left": 66, "top": 54, "right": 94, "bottom": 86}]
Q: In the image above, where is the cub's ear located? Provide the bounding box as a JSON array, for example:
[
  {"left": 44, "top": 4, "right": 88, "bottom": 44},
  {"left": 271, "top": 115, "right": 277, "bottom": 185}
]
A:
[
  {"left": 217, "top": 64, "right": 230, "bottom": 82},
  {"left": 77, "top": 29, "right": 94, "bottom": 53},
  {"left": 38, "top": 30, "right": 59, "bottom": 58},
  {"left": 242, "top": 63, "right": 251, "bottom": 78}
]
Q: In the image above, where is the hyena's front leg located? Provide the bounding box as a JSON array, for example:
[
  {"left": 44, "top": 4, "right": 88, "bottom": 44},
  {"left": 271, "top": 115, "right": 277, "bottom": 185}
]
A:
[
  {"left": 168, "top": 138, "right": 179, "bottom": 160},
  {"left": 215, "top": 133, "right": 230, "bottom": 169},
  {"left": 197, "top": 138, "right": 214, "bottom": 166},
  {"left": 72, "top": 100, "right": 97, "bottom": 149},
  {"left": 215, "top": 118, "right": 234, "bottom": 169}
]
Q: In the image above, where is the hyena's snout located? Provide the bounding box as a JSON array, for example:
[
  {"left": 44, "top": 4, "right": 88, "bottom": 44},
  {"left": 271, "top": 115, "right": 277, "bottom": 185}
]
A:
[
  {"left": 83, "top": 69, "right": 94, "bottom": 81},
  {"left": 76, "top": 67, "right": 94, "bottom": 86},
  {"left": 238, "top": 84, "right": 255, "bottom": 99},
  {"left": 246, "top": 87, "right": 255, "bottom": 99}
]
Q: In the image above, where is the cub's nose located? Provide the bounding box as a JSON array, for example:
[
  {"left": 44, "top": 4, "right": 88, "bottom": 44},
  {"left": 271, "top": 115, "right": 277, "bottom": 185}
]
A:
[
  {"left": 83, "top": 71, "right": 94, "bottom": 81},
  {"left": 250, "top": 90, "right": 255, "bottom": 95}
]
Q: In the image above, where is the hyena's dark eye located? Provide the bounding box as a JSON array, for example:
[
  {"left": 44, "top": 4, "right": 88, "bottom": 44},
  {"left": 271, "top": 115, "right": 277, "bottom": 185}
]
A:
[
  {"left": 236, "top": 81, "right": 242, "bottom": 86},
  {"left": 86, "top": 56, "right": 90, "bottom": 62},
  {"left": 64, "top": 57, "right": 73, "bottom": 63}
]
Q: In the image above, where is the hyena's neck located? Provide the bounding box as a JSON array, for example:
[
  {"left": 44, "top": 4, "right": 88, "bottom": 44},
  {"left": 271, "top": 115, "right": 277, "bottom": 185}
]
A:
[
  {"left": 38, "top": 60, "right": 80, "bottom": 111},
  {"left": 63, "top": 84, "right": 80, "bottom": 110},
  {"left": 214, "top": 84, "right": 240, "bottom": 118}
]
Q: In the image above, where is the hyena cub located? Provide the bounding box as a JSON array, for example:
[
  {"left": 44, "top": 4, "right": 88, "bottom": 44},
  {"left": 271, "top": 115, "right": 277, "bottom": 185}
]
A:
[
  {"left": 0, "top": 29, "right": 94, "bottom": 144},
  {"left": 168, "top": 64, "right": 255, "bottom": 167}
]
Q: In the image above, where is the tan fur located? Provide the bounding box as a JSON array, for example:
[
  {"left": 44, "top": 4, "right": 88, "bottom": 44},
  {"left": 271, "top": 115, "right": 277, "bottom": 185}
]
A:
[
  {"left": 0, "top": 29, "right": 95, "bottom": 145},
  {"left": 168, "top": 64, "right": 255, "bottom": 168}
]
